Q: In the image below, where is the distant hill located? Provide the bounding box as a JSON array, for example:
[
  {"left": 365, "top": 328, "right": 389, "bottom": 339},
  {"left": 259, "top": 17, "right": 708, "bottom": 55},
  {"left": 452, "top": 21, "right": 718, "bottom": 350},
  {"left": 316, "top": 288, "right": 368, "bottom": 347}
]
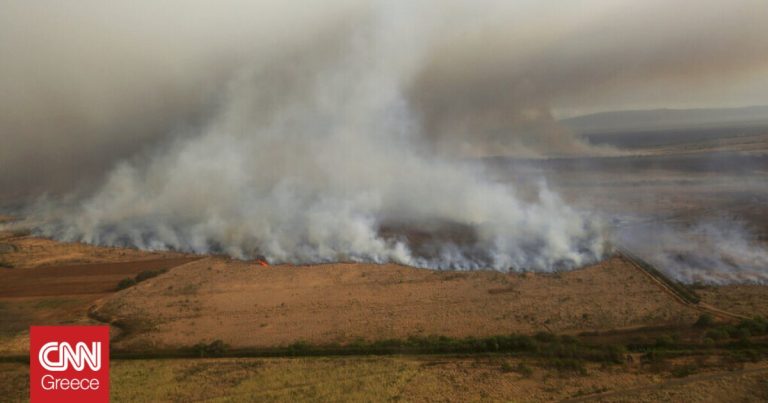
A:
[{"left": 560, "top": 105, "right": 768, "bottom": 134}]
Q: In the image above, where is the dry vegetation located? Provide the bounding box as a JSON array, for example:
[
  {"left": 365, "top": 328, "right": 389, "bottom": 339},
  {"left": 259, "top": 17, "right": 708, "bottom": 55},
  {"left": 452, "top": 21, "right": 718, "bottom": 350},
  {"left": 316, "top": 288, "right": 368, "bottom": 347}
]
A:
[
  {"left": 0, "top": 229, "right": 186, "bottom": 269},
  {"left": 2, "top": 356, "right": 767, "bottom": 402},
  {"left": 0, "top": 230, "right": 197, "bottom": 354},
  {"left": 697, "top": 285, "right": 768, "bottom": 318},
  {"left": 0, "top": 232, "right": 766, "bottom": 402},
  {"left": 91, "top": 256, "right": 702, "bottom": 350}
]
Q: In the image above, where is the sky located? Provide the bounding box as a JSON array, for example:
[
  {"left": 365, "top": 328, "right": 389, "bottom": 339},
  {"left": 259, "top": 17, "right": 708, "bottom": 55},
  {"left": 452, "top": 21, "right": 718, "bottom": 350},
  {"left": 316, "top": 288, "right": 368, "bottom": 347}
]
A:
[{"left": 1, "top": 0, "right": 768, "bottom": 198}]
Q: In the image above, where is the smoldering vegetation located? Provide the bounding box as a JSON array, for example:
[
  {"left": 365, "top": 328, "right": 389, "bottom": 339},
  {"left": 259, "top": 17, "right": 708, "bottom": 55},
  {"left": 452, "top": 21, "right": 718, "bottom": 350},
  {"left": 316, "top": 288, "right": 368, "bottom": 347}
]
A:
[
  {"left": 2, "top": 1, "right": 768, "bottom": 278},
  {"left": 616, "top": 220, "right": 768, "bottom": 285},
  {"left": 483, "top": 142, "right": 768, "bottom": 284}
]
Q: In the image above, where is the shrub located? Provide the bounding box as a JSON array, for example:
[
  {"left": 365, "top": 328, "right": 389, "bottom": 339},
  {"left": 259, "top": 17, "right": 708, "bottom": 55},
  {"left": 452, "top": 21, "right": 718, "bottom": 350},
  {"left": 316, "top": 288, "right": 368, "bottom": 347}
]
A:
[
  {"left": 287, "top": 340, "right": 311, "bottom": 354},
  {"left": 500, "top": 361, "right": 533, "bottom": 377},
  {"left": 514, "top": 362, "right": 533, "bottom": 377},
  {"left": 534, "top": 331, "right": 556, "bottom": 343},
  {"left": 672, "top": 365, "right": 695, "bottom": 378},
  {"left": 705, "top": 328, "right": 728, "bottom": 341},
  {"left": 655, "top": 335, "right": 674, "bottom": 348},
  {"left": 728, "top": 349, "right": 762, "bottom": 363},
  {"left": 207, "top": 339, "right": 227, "bottom": 356},
  {"left": 694, "top": 313, "right": 714, "bottom": 328},
  {"left": 738, "top": 318, "right": 768, "bottom": 335},
  {"left": 604, "top": 345, "right": 627, "bottom": 364},
  {"left": 560, "top": 335, "right": 578, "bottom": 345},
  {"left": 722, "top": 325, "right": 739, "bottom": 339},
  {"left": 641, "top": 349, "right": 666, "bottom": 363},
  {"left": 736, "top": 328, "right": 752, "bottom": 339},
  {"left": 193, "top": 340, "right": 228, "bottom": 357},
  {"left": 116, "top": 269, "right": 167, "bottom": 290},
  {"left": 116, "top": 278, "right": 137, "bottom": 290},
  {"left": 499, "top": 361, "right": 515, "bottom": 373},
  {"left": 641, "top": 350, "right": 671, "bottom": 373}
]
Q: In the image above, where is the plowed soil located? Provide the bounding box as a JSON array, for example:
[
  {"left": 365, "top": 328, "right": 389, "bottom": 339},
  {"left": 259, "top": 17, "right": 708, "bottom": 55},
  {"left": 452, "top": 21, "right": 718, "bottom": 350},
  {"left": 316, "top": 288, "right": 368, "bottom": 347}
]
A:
[{"left": 0, "top": 257, "right": 198, "bottom": 297}]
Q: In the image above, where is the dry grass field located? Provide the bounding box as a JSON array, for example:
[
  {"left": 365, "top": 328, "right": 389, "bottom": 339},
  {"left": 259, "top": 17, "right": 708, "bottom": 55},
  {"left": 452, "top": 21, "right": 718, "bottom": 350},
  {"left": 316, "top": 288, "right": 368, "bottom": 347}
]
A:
[
  {"left": 697, "top": 285, "right": 768, "bottom": 318},
  {"left": 0, "top": 230, "right": 186, "bottom": 269},
  {"left": 92, "top": 256, "right": 703, "bottom": 350},
  {"left": 2, "top": 357, "right": 767, "bottom": 402},
  {"left": 0, "top": 229, "right": 197, "bottom": 353},
  {"left": 1, "top": 218, "right": 767, "bottom": 402}
]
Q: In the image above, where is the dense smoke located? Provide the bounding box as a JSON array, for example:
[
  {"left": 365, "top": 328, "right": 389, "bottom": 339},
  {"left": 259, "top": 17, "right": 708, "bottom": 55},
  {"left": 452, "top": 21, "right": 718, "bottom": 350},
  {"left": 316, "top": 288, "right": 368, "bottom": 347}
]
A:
[
  {"left": 3, "top": 0, "right": 768, "bottom": 196},
  {"left": 3, "top": 1, "right": 768, "bottom": 273},
  {"left": 24, "top": 3, "right": 605, "bottom": 270}
]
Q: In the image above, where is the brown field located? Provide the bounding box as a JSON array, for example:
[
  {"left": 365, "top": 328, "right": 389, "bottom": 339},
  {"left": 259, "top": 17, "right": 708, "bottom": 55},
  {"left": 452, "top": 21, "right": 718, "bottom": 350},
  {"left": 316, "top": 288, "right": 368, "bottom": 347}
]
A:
[
  {"left": 0, "top": 230, "right": 198, "bottom": 353},
  {"left": 697, "top": 285, "right": 768, "bottom": 318},
  {"left": 93, "top": 256, "right": 704, "bottom": 350},
  {"left": 0, "top": 231, "right": 187, "bottom": 269},
  {"left": 1, "top": 232, "right": 767, "bottom": 401},
  {"left": 0, "top": 257, "right": 198, "bottom": 298},
  {"left": 0, "top": 235, "right": 764, "bottom": 352}
]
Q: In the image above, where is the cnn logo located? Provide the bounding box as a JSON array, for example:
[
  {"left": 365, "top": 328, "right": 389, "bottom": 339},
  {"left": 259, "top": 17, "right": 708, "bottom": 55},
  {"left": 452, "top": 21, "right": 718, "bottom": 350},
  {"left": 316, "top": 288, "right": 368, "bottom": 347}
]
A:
[
  {"left": 39, "top": 341, "right": 102, "bottom": 371},
  {"left": 30, "top": 326, "right": 110, "bottom": 403}
]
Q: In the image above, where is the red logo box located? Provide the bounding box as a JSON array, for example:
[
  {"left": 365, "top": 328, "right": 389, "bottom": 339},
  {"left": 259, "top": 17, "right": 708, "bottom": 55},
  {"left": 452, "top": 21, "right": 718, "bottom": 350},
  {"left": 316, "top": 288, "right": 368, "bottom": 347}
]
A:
[{"left": 30, "top": 326, "right": 110, "bottom": 403}]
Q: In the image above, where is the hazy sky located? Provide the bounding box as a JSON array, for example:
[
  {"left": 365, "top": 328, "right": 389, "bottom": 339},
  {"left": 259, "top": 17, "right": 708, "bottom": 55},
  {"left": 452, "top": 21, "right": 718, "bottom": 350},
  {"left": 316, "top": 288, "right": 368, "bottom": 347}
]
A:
[{"left": 1, "top": 0, "right": 768, "bottom": 198}]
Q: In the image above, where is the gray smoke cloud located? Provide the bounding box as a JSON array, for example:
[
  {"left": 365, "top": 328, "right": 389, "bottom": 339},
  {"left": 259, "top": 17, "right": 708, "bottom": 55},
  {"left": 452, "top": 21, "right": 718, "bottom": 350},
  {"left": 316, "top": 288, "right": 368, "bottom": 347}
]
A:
[
  {"left": 3, "top": 1, "right": 768, "bottom": 273},
  {"left": 616, "top": 219, "right": 768, "bottom": 285},
  {"left": 410, "top": 0, "right": 768, "bottom": 154},
  {"left": 0, "top": 0, "right": 361, "bottom": 197},
  {"left": 22, "top": 2, "right": 605, "bottom": 270},
  {"left": 3, "top": 0, "right": 768, "bottom": 197}
]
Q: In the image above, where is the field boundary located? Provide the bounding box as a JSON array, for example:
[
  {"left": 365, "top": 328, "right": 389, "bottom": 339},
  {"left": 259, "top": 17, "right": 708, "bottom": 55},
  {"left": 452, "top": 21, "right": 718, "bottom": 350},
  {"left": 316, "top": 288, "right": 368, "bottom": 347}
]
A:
[{"left": 616, "top": 248, "right": 749, "bottom": 321}]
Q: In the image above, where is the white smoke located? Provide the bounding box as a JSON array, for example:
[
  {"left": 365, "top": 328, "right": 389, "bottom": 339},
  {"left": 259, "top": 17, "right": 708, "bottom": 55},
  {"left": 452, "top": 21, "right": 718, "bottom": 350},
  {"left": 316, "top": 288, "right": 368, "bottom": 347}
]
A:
[
  {"left": 25, "top": 2, "right": 605, "bottom": 271},
  {"left": 616, "top": 219, "right": 768, "bottom": 284},
  {"left": 3, "top": 0, "right": 768, "bottom": 196}
]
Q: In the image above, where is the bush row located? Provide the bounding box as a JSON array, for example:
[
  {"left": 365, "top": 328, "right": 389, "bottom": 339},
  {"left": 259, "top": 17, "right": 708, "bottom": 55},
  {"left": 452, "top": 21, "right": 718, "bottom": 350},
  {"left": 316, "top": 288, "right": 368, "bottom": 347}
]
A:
[
  {"left": 705, "top": 317, "right": 768, "bottom": 342},
  {"left": 277, "top": 332, "right": 626, "bottom": 364},
  {"left": 116, "top": 269, "right": 168, "bottom": 290}
]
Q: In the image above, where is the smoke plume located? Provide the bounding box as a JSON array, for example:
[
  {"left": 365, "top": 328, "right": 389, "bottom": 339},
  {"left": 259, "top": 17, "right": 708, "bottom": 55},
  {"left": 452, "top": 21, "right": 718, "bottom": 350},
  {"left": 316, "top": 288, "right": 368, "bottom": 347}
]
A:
[
  {"left": 23, "top": 2, "right": 605, "bottom": 270},
  {"left": 3, "top": 1, "right": 768, "bottom": 273},
  {"left": 3, "top": 0, "right": 768, "bottom": 196}
]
